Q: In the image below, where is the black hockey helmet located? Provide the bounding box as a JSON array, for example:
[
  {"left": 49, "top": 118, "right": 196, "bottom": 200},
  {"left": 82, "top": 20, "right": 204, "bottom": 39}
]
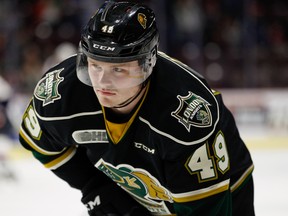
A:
[{"left": 77, "top": 0, "right": 159, "bottom": 87}]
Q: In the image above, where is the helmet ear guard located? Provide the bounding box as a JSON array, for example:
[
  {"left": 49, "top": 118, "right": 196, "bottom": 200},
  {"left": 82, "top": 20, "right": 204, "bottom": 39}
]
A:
[
  {"left": 140, "top": 46, "right": 157, "bottom": 74},
  {"left": 76, "top": 1, "right": 159, "bottom": 88},
  {"left": 76, "top": 44, "right": 92, "bottom": 86}
]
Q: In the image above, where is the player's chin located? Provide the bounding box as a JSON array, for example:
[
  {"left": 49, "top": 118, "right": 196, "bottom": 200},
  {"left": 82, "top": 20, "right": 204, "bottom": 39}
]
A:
[{"left": 97, "top": 97, "right": 117, "bottom": 108}]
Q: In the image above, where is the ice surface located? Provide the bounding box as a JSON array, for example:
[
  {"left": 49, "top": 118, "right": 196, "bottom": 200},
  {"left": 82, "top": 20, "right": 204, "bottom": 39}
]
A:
[
  {"left": 0, "top": 158, "right": 88, "bottom": 216},
  {"left": 1, "top": 135, "right": 287, "bottom": 216}
]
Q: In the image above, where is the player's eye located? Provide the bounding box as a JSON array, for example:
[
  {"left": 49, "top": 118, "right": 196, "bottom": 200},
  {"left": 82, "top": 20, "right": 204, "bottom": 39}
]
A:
[
  {"left": 112, "top": 67, "right": 129, "bottom": 76},
  {"left": 90, "top": 64, "right": 102, "bottom": 72},
  {"left": 113, "top": 67, "right": 125, "bottom": 73}
]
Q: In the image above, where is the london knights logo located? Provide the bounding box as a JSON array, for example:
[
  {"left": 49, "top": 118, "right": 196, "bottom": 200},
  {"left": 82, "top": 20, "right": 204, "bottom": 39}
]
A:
[
  {"left": 34, "top": 69, "right": 64, "bottom": 106},
  {"left": 172, "top": 91, "right": 212, "bottom": 132},
  {"left": 95, "top": 159, "right": 173, "bottom": 215}
]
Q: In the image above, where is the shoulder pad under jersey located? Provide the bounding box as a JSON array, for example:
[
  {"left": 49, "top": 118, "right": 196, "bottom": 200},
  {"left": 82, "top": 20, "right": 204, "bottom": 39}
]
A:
[
  {"left": 32, "top": 56, "right": 100, "bottom": 119},
  {"left": 141, "top": 52, "right": 219, "bottom": 145}
]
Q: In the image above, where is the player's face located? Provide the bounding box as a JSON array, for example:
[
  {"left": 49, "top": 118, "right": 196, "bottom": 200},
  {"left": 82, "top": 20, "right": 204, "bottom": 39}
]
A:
[
  {"left": 87, "top": 58, "right": 143, "bottom": 107},
  {"left": 87, "top": 57, "right": 146, "bottom": 88}
]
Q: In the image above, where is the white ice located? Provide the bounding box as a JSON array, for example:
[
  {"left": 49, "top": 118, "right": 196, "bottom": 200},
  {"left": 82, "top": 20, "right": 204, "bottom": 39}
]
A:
[{"left": 0, "top": 135, "right": 287, "bottom": 216}]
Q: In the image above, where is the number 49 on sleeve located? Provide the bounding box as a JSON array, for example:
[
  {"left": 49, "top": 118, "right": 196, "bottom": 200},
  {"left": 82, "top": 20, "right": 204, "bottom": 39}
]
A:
[
  {"left": 24, "top": 106, "right": 42, "bottom": 140},
  {"left": 185, "top": 131, "right": 230, "bottom": 182}
]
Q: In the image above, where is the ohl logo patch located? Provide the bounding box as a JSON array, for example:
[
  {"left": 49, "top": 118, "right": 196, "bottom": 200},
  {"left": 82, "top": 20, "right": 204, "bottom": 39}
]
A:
[
  {"left": 95, "top": 159, "right": 173, "bottom": 215},
  {"left": 34, "top": 69, "right": 64, "bottom": 106},
  {"left": 172, "top": 91, "right": 212, "bottom": 132}
]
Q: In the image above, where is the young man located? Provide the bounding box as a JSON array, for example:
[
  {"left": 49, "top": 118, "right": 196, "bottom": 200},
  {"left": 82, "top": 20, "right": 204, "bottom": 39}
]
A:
[{"left": 19, "top": 1, "right": 255, "bottom": 215}]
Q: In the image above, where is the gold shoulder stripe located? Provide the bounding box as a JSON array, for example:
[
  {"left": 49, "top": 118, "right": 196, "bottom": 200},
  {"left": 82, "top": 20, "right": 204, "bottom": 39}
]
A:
[
  {"left": 171, "top": 179, "right": 230, "bottom": 202},
  {"left": 44, "top": 146, "right": 77, "bottom": 170},
  {"left": 230, "top": 164, "right": 254, "bottom": 192},
  {"left": 212, "top": 89, "right": 221, "bottom": 96}
]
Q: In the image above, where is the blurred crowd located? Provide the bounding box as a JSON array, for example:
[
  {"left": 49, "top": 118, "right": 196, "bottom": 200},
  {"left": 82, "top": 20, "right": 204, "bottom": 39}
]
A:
[
  {"left": 0, "top": 0, "right": 288, "bottom": 137},
  {"left": 164, "top": 0, "right": 288, "bottom": 88}
]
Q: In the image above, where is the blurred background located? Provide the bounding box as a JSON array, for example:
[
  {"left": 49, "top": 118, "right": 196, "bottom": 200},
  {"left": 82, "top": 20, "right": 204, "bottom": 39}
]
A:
[{"left": 0, "top": 0, "right": 287, "bottom": 215}]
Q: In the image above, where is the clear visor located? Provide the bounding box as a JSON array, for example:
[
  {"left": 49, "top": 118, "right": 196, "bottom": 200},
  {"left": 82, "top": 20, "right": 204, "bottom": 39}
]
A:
[{"left": 76, "top": 52, "right": 153, "bottom": 89}]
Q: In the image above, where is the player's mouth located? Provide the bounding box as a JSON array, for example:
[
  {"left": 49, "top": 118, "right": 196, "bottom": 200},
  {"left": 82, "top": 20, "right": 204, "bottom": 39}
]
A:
[{"left": 96, "top": 89, "right": 116, "bottom": 96}]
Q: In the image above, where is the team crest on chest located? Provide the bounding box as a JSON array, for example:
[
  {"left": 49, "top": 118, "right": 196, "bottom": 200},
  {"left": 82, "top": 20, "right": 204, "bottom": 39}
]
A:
[
  {"left": 95, "top": 159, "right": 173, "bottom": 215},
  {"left": 34, "top": 68, "right": 64, "bottom": 106},
  {"left": 172, "top": 91, "right": 212, "bottom": 132}
]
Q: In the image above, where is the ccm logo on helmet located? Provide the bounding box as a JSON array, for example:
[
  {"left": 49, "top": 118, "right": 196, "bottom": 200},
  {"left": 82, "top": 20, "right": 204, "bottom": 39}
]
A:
[{"left": 93, "top": 43, "right": 115, "bottom": 52}]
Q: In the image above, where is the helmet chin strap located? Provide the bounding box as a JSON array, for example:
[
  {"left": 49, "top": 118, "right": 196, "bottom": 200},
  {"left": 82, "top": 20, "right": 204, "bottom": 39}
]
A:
[{"left": 112, "top": 83, "right": 146, "bottom": 109}]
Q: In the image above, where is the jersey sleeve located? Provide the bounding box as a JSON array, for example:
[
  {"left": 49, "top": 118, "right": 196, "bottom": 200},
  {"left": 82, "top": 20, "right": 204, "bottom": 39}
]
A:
[
  {"left": 19, "top": 97, "right": 109, "bottom": 190},
  {"left": 158, "top": 89, "right": 253, "bottom": 215}
]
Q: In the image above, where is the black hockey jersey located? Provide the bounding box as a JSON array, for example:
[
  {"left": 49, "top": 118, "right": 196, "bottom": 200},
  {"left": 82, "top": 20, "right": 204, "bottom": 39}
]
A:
[{"left": 19, "top": 52, "right": 254, "bottom": 215}]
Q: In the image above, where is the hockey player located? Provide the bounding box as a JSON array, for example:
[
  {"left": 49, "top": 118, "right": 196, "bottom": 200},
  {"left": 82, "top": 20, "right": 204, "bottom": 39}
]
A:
[{"left": 19, "top": 1, "right": 255, "bottom": 215}]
